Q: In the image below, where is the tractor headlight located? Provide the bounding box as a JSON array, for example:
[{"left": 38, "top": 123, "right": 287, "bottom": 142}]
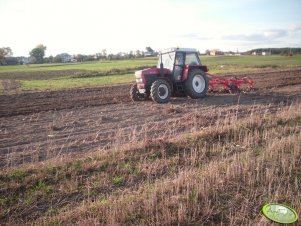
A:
[{"left": 136, "top": 78, "right": 143, "bottom": 83}]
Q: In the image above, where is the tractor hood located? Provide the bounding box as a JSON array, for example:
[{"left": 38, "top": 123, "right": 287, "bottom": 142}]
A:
[{"left": 135, "top": 68, "right": 171, "bottom": 78}]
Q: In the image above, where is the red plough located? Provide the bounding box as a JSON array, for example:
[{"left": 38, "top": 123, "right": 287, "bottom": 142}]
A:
[{"left": 207, "top": 73, "right": 254, "bottom": 94}]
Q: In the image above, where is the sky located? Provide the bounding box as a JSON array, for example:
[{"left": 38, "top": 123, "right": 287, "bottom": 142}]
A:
[{"left": 1, "top": 0, "right": 301, "bottom": 56}]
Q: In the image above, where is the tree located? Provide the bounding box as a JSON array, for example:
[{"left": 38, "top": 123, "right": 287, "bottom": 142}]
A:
[
  {"left": 129, "top": 51, "right": 134, "bottom": 59},
  {"left": 57, "top": 53, "right": 71, "bottom": 63},
  {"left": 0, "top": 47, "right": 13, "bottom": 65},
  {"left": 95, "top": 52, "right": 102, "bottom": 60},
  {"left": 107, "top": 54, "right": 113, "bottom": 60},
  {"left": 280, "top": 49, "right": 292, "bottom": 56},
  {"left": 36, "top": 44, "right": 46, "bottom": 51},
  {"left": 44, "top": 55, "right": 54, "bottom": 63},
  {"left": 29, "top": 44, "right": 46, "bottom": 64},
  {"left": 135, "top": 50, "right": 142, "bottom": 58},
  {"left": 75, "top": 54, "right": 84, "bottom": 62},
  {"left": 53, "top": 55, "right": 62, "bottom": 63},
  {"left": 145, "top": 47, "right": 154, "bottom": 54},
  {"left": 101, "top": 49, "right": 107, "bottom": 60},
  {"left": 0, "top": 47, "right": 13, "bottom": 59}
]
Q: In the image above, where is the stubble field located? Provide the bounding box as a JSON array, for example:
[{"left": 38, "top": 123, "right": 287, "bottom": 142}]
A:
[{"left": 0, "top": 57, "right": 300, "bottom": 225}]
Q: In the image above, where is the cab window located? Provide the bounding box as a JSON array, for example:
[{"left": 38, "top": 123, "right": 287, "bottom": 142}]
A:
[
  {"left": 157, "top": 52, "right": 175, "bottom": 71},
  {"left": 175, "top": 52, "right": 184, "bottom": 65},
  {"left": 185, "top": 53, "right": 200, "bottom": 65}
]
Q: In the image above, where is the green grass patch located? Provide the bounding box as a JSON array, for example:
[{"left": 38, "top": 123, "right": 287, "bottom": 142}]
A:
[
  {"left": 20, "top": 73, "right": 134, "bottom": 91},
  {"left": 1, "top": 55, "right": 301, "bottom": 92},
  {"left": 112, "top": 176, "right": 124, "bottom": 185},
  {"left": 1, "top": 55, "right": 300, "bottom": 75},
  {"left": 0, "top": 59, "right": 157, "bottom": 73},
  {"left": 0, "top": 82, "right": 4, "bottom": 94},
  {"left": 201, "top": 55, "right": 301, "bottom": 74},
  {"left": 10, "top": 168, "right": 26, "bottom": 181}
]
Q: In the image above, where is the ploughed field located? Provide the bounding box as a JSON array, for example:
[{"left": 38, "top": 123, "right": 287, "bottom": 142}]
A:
[{"left": 0, "top": 68, "right": 300, "bottom": 167}]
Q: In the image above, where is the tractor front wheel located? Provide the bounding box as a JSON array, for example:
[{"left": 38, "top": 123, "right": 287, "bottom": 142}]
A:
[
  {"left": 185, "top": 69, "right": 209, "bottom": 99},
  {"left": 130, "top": 84, "right": 147, "bottom": 101},
  {"left": 150, "top": 79, "right": 171, "bottom": 103}
]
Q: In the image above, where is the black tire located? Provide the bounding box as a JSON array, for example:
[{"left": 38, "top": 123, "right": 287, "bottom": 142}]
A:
[
  {"left": 150, "top": 79, "right": 171, "bottom": 103},
  {"left": 229, "top": 83, "right": 238, "bottom": 94},
  {"left": 130, "top": 84, "right": 147, "bottom": 101},
  {"left": 185, "top": 69, "right": 209, "bottom": 99}
]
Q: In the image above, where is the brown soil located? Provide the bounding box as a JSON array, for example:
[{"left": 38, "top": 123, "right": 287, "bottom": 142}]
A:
[
  {"left": 0, "top": 68, "right": 300, "bottom": 167},
  {"left": 1, "top": 79, "right": 20, "bottom": 94}
]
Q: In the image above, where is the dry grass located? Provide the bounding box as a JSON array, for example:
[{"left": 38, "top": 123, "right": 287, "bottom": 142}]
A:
[{"left": 0, "top": 102, "right": 300, "bottom": 225}]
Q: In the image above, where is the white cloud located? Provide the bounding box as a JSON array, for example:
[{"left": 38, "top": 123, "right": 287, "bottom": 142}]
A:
[
  {"left": 288, "top": 24, "right": 301, "bottom": 31},
  {"left": 221, "top": 27, "right": 298, "bottom": 42},
  {"left": 263, "top": 29, "right": 288, "bottom": 38},
  {"left": 177, "top": 33, "right": 212, "bottom": 41}
]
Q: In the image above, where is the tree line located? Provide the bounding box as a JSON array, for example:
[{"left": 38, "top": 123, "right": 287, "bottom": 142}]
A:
[
  {"left": 1, "top": 45, "right": 300, "bottom": 66},
  {"left": 244, "top": 48, "right": 301, "bottom": 56},
  {"left": 0, "top": 45, "right": 157, "bottom": 65}
]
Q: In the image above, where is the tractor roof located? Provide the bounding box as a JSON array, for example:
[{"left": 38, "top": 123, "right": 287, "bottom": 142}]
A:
[{"left": 160, "top": 47, "right": 197, "bottom": 54}]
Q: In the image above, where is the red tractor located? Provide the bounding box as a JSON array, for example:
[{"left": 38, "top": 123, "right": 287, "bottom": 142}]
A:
[{"left": 130, "top": 47, "right": 209, "bottom": 103}]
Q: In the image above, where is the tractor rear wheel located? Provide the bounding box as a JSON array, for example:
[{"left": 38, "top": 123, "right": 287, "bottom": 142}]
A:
[
  {"left": 130, "top": 84, "right": 147, "bottom": 101},
  {"left": 185, "top": 69, "right": 209, "bottom": 98},
  {"left": 150, "top": 79, "right": 171, "bottom": 103}
]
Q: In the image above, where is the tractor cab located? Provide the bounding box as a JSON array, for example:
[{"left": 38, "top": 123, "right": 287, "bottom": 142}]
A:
[
  {"left": 131, "top": 47, "right": 209, "bottom": 103},
  {"left": 157, "top": 48, "right": 204, "bottom": 81}
]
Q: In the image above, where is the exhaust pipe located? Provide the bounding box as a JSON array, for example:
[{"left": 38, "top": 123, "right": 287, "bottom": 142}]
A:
[{"left": 160, "top": 53, "right": 164, "bottom": 77}]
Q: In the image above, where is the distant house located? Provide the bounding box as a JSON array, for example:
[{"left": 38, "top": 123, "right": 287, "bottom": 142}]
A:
[
  {"left": 21, "top": 57, "right": 30, "bottom": 64},
  {"left": 224, "top": 52, "right": 234, "bottom": 56},
  {"left": 261, "top": 51, "right": 271, "bottom": 56},
  {"left": 210, "top": 49, "right": 223, "bottom": 56},
  {"left": 251, "top": 51, "right": 271, "bottom": 56},
  {"left": 3, "top": 57, "right": 19, "bottom": 65},
  {"left": 145, "top": 52, "right": 155, "bottom": 57},
  {"left": 59, "top": 53, "right": 72, "bottom": 63},
  {"left": 210, "top": 49, "right": 217, "bottom": 56}
]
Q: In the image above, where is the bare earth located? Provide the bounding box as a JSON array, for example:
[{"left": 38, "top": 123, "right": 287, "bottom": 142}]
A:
[{"left": 0, "top": 69, "right": 300, "bottom": 167}]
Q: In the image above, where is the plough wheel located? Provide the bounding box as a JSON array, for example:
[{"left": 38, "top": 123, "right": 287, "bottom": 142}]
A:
[{"left": 229, "top": 83, "right": 238, "bottom": 94}]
